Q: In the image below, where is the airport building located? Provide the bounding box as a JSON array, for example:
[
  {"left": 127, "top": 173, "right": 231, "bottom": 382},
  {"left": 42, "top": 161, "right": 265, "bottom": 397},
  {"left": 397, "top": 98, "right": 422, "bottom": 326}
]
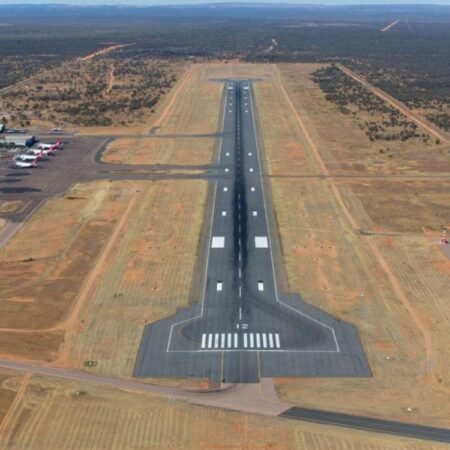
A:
[{"left": 2, "top": 134, "right": 36, "bottom": 147}]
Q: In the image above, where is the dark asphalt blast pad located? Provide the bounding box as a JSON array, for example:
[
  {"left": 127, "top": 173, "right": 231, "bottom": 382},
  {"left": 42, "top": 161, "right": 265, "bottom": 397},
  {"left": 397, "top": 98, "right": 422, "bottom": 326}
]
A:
[{"left": 133, "top": 79, "right": 371, "bottom": 383}]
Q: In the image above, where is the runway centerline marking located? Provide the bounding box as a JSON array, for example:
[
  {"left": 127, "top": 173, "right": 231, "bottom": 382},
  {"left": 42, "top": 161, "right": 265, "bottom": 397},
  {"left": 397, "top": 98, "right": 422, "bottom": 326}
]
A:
[{"left": 165, "top": 79, "right": 341, "bottom": 356}]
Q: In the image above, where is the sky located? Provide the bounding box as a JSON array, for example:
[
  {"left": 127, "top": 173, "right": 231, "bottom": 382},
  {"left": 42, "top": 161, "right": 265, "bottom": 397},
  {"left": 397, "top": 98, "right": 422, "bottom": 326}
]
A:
[{"left": 1, "top": 0, "right": 450, "bottom": 5}]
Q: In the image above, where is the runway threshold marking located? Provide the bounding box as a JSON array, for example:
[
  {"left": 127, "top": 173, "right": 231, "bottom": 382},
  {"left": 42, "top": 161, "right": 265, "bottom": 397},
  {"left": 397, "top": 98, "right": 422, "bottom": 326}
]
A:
[{"left": 200, "top": 333, "right": 281, "bottom": 350}]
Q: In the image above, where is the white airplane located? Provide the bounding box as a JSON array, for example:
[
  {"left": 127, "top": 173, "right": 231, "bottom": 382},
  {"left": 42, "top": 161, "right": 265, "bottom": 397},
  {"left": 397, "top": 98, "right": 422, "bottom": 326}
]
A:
[
  {"left": 28, "top": 148, "right": 49, "bottom": 157},
  {"left": 14, "top": 159, "right": 37, "bottom": 168},
  {"left": 29, "top": 145, "right": 57, "bottom": 156},
  {"left": 38, "top": 140, "right": 63, "bottom": 150},
  {"left": 14, "top": 150, "right": 45, "bottom": 162}
]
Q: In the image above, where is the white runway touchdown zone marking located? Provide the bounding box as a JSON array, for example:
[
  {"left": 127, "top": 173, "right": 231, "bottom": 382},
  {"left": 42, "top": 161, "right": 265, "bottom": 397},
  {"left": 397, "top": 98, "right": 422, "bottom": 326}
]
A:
[
  {"left": 211, "top": 237, "right": 225, "bottom": 248},
  {"left": 255, "top": 236, "right": 269, "bottom": 248}
]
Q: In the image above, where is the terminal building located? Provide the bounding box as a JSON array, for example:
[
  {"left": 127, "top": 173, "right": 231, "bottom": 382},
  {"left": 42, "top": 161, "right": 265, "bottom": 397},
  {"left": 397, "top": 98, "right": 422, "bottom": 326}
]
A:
[{"left": 2, "top": 134, "right": 36, "bottom": 147}]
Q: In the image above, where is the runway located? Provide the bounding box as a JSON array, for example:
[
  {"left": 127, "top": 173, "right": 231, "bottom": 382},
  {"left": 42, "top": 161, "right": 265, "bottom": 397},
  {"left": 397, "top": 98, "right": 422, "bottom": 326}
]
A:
[{"left": 133, "top": 79, "right": 370, "bottom": 382}]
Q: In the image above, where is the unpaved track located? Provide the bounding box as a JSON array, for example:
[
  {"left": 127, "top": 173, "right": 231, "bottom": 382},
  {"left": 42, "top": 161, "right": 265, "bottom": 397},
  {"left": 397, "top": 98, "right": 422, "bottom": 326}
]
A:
[
  {"left": 381, "top": 20, "right": 400, "bottom": 32},
  {"left": 0, "top": 372, "right": 30, "bottom": 438},
  {"left": 105, "top": 63, "right": 115, "bottom": 94},
  {"left": 338, "top": 64, "right": 449, "bottom": 143},
  {"left": 151, "top": 65, "right": 195, "bottom": 129},
  {"left": 0, "top": 44, "right": 132, "bottom": 96},
  {"left": 275, "top": 65, "right": 436, "bottom": 378},
  {"left": 79, "top": 44, "right": 134, "bottom": 61}
]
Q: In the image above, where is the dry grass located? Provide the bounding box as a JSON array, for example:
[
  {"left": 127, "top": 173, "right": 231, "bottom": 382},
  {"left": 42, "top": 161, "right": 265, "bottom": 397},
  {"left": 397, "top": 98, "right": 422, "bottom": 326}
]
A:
[
  {"left": 0, "top": 178, "right": 207, "bottom": 380},
  {"left": 277, "top": 63, "right": 450, "bottom": 175},
  {"left": 337, "top": 180, "right": 450, "bottom": 233},
  {"left": 270, "top": 177, "right": 450, "bottom": 426},
  {"left": 0, "top": 371, "right": 23, "bottom": 427},
  {"left": 59, "top": 180, "right": 208, "bottom": 377},
  {"left": 103, "top": 137, "right": 215, "bottom": 165},
  {"left": 249, "top": 63, "right": 450, "bottom": 426},
  {"left": 0, "top": 375, "right": 446, "bottom": 449},
  {"left": 0, "top": 181, "right": 135, "bottom": 360},
  {"left": 151, "top": 64, "right": 223, "bottom": 136}
]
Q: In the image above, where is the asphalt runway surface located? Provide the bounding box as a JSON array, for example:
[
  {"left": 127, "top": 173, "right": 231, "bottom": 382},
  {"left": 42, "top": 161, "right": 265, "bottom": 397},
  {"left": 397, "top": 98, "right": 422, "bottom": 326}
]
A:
[
  {"left": 134, "top": 79, "right": 370, "bottom": 383},
  {"left": 281, "top": 407, "right": 450, "bottom": 444}
]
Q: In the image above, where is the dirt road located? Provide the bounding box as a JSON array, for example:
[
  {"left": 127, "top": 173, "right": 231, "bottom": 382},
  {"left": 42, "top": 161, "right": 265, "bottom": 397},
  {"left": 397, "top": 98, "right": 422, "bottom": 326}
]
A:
[
  {"left": 381, "top": 20, "right": 400, "bottom": 32},
  {"left": 338, "top": 64, "right": 449, "bottom": 143},
  {"left": 79, "top": 44, "right": 134, "bottom": 61}
]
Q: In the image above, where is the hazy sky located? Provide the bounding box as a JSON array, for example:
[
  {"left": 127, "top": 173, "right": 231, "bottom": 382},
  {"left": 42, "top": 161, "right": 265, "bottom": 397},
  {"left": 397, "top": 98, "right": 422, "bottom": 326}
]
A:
[{"left": 1, "top": 0, "right": 450, "bottom": 5}]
